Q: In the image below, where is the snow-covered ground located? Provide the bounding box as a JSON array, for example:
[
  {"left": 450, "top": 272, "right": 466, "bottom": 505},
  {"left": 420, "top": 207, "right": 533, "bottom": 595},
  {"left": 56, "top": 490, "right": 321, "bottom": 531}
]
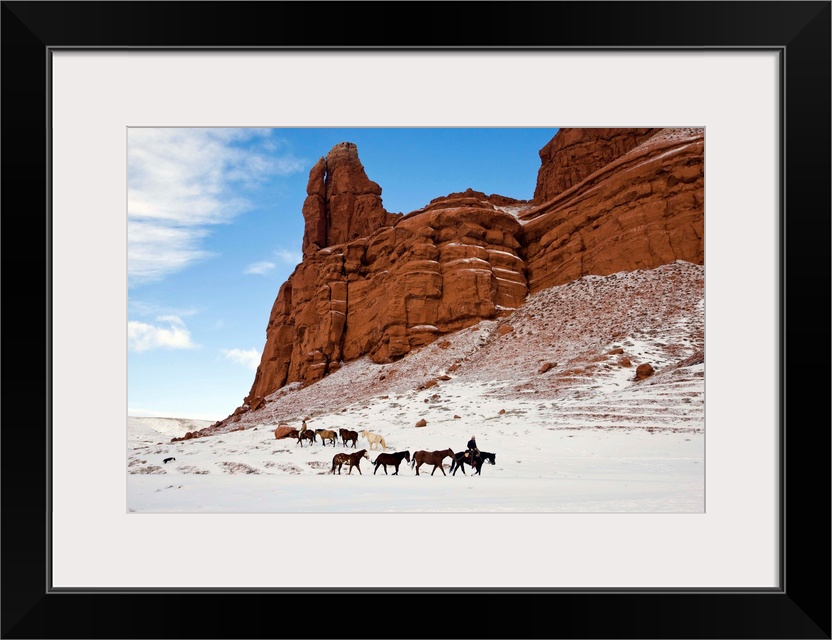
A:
[{"left": 128, "top": 261, "right": 705, "bottom": 513}]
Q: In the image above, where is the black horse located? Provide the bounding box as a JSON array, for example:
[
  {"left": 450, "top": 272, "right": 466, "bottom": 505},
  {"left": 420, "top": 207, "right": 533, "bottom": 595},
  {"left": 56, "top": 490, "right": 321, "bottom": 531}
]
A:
[
  {"left": 480, "top": 451, "right": 496, "bottom": 466},
  {"left": 373, "top": 450, "right": 411, "bottom": 475},
  {"left": 449, "top": 450, "right": 496, "bottom": 476}
]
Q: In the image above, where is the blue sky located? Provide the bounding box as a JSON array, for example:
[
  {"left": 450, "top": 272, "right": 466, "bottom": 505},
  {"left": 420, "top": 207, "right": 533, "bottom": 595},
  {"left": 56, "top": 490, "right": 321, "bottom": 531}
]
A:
[{"left": 127, "top": 127, "right": 559, "bottom": 421}]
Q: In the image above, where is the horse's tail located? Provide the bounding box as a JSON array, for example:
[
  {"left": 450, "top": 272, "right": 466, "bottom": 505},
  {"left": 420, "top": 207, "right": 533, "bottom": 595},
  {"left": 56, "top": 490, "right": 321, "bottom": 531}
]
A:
[{"left": 380, "top": 436, "right": 387, "bottom": 451}]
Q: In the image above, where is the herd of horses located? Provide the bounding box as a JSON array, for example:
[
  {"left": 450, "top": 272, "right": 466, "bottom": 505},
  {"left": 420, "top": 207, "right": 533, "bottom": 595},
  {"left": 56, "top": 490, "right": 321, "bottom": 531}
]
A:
[
  {"left": 280, "top": 423, "right": 496, "bottom": 477},
  {"left": 286, "top": 426, "right": 387, "bottom": 451},
  {"left": 328, "top": 447, "right": 497, "bottom": 476}
]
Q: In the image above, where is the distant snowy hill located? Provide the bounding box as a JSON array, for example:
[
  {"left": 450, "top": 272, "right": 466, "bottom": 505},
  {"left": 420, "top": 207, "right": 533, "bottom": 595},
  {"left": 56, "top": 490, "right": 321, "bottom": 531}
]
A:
[{"left": 128, "top": 416, "right": 215, "bottom": 442}]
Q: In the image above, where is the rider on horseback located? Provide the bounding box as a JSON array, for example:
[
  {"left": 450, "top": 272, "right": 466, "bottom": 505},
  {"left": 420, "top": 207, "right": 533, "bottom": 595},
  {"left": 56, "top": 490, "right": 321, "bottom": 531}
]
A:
[{"left": 467, "top": 435, "right": 480, "bottom": 463}]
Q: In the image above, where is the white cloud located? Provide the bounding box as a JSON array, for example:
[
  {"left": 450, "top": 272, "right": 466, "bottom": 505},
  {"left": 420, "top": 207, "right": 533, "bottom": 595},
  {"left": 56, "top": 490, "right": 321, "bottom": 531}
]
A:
[
  {"left": 129, "top": 299, "right": 199, "bottom": 319},
  {"left": 128, "top": 128, "right": 305, "bottom": 286},
  {"left": 275, "top": 248, "right": 302, "bottom": 265},
  {"left": 129, "top": 220, "right": 214, "bottom": 285},
  {"left": 272, "top": 156, "right": 306, "bottom": 176},
  {"left": 128, "top": 316, "right": 196, "bottom": 352},
  {"left": 245, "top": 248, "right": 301, "bottom": 276},
  {"left": 221, "top": 348, "right": 261, "bottom": 370},
  {"left": 244, "top": 261, "right": 276, "bottom": 276}
]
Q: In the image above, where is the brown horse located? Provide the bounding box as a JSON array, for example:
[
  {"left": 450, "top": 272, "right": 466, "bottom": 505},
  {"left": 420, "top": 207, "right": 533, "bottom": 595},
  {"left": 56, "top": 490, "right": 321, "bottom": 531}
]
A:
[
  {"left": 298, "top": 429, "right": 316, "bottom": 447},
  {"left": 411, "top": 448, "right": 455, "bottom": 476},
  {"left": 373, "top": 450, "right": 411, "bottom": 475},
  {"left": 315, "top": 428, "right": 338, "bottom": 447},
  {"left": 331, "top": 449, "right": 370, "bottom": 475},
  {"left": 339, "top": 428, "right": 359, "bottom": 449}
]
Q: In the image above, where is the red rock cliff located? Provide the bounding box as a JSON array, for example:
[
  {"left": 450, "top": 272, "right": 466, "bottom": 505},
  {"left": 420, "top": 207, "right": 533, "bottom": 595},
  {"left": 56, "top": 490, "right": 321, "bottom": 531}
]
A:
[
  {"left": 301, "top": 141, "right": 400, "bottom": 254},
  {"left": 246, "top": 179, "right": 528, "bottom": 407},
  {"left": 533, "top": 128, "right": 661, "bottom": 202},
  {"left": 522, "top": 127, "right": 704, "bottom": 293},
  {"left": 241, "top": 128, "right": 704, "bottom": 415}
]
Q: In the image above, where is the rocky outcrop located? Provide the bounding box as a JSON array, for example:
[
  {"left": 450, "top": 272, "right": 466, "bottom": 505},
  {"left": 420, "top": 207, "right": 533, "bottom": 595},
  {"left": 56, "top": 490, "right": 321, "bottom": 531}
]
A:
[
  {"left": 634, "top": 363, "right": 656, "bottom": 380},
  {"left": 533, "top": 128, "right": 661, "bottom": 202},
  {"left": 521, "top": 127, "right": 704, "bottom": 293},
  {"left": 238, "top": 128, "right": 704, "bottom": 418},
  {"left": 273, "top": 425, "right": 296, "bottom": 440},
  {"left": 302, "top": 142, "right": 401, "bottom": 254},
  {"left": 246, "top": 183, "right": 529, "bottom": 404}
]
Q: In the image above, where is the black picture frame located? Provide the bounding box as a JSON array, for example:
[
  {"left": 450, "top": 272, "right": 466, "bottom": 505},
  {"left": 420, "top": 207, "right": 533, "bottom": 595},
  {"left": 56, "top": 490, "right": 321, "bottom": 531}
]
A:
[{"left": 2, "top": 2, "right": 829, "bottom": 638}]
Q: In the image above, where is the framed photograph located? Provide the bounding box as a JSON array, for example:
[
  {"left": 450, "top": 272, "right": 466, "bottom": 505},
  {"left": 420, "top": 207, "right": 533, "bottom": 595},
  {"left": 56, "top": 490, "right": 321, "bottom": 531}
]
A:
[
  {"left": 124, "top": 124, "right": 707, "bottom": 516},
  {"left": 3, "top": 1, "right": 829, "bottom": 638}
]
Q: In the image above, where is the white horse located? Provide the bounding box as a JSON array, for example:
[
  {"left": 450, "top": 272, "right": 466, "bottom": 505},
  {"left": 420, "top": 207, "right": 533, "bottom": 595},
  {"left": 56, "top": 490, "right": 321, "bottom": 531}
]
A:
[{"left": 361, "top": 430, "right": 387, "bottom": 451}]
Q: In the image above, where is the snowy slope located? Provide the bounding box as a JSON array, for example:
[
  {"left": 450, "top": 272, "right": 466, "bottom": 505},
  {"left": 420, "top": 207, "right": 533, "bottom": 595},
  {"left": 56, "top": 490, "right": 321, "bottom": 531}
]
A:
[{"left": 128, "top": 260, "right": 704, "bottom": 513}]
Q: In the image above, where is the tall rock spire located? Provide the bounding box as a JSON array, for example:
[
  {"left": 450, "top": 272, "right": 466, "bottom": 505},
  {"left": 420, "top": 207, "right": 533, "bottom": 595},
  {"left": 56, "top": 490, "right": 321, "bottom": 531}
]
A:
[{"left": 301, "top": 142, "right": 395, "bottom": 254}]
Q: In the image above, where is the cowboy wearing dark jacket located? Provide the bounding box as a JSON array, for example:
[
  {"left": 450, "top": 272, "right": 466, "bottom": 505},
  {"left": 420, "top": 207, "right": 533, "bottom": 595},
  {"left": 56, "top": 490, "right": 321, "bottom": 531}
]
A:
[{"left": 467, "top": 435, "right": 479, "bottom": 455}]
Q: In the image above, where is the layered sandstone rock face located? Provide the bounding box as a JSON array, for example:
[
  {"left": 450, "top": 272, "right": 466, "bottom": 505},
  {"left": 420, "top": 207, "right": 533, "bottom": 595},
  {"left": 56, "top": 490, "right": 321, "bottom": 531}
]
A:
[
  {"left": 242, "top": 128, "right": 704, "bottom": 414},
  {"left": 246, "top": 158, "right": 528, "bottom": 406},
  {"left": 522, "top": 127, "right": 704, "bottom": 293},
  {"left": 533, "top": 128, "right": 661, "bottom": 202}
]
